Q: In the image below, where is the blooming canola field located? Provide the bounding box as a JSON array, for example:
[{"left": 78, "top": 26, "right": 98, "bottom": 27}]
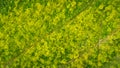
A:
[{"left": 0, "top": 0, "right": 120, "bottom": 68}]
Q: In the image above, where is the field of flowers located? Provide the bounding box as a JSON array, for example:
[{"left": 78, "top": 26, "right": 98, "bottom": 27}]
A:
[{"left": 0, "top": 0, "right": 120, "bottom": 68}]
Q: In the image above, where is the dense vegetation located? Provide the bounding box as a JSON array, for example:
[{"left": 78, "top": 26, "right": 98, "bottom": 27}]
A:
[{"left": 0, "top": 0, "right": 120, "bottom": 68}]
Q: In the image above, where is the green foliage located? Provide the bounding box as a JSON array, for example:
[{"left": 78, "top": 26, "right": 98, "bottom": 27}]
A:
[{"left": 0, "top": 0, "right": 120, "bottom": 68}]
